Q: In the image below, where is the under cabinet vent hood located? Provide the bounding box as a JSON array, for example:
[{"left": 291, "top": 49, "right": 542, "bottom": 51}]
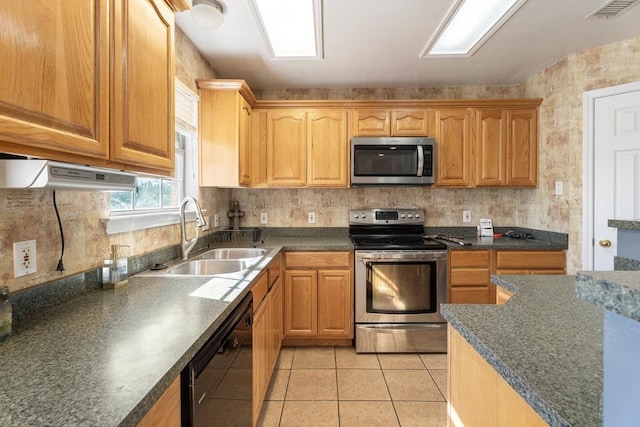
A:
[{"left": 0, "top": 159, "right": 137, "bottom": 191}]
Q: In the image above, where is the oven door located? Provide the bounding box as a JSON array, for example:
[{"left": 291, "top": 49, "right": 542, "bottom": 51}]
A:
[{"left": 355, "top": 250, "right": 447, "bottom": 324}]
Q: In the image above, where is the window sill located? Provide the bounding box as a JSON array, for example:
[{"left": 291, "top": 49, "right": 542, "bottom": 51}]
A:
[{"left": 104, "top": 210, "right": 198, "bottom": 235}]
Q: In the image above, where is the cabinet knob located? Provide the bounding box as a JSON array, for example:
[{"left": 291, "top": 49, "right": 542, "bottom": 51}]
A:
[{"left": 599, "top": 239, "right": 612, "bottom": 248}]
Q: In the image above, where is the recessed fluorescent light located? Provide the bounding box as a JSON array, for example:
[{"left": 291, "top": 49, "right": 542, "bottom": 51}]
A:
[
  {"left": 421, "top": 0, "right": 527, "bottom": 57},
  {"left": 249, "top": 0, "right": 323, "bottom": 59}
]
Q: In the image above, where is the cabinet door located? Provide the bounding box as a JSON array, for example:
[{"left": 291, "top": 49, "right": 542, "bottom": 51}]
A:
[
  {"left": 137, "top": 376, "right": 180, "bottom": 427},
  {"left": 270, "top": 276, "right": 283, "bottom": 368},
  {"left": 112, "top": 0, "right": 175, "bottom": 175},
  {"left": 507, "top": 109, "right": 537, "bottom": 186},
  {"left": 284, "top": 270, "right": 317, "bottom": 337},
  {"left": 252, "top": 295, "right": 271, "bottom": 426},
  {"left": 449, "top": 250, "right": 491, "bottom": 304},
  {"left": 307, "top": 110, "right": 349, "bottom": 187},
  {"left": 266, "top": 111, "right": 306, "bottom": 186},
  {"left": 475, "top": 109, "right": 507, "bottom": 186},
  {"left": 317, "top": 269, "right": 353, "bottom": 338},
  {"left": 238, "top": 97, "right": 252, "bottom": 186},
  {"left": 435, "top": 108, "right": 472, "bottom": 187},
  {"left": 0, "top": 1, "right": 110, "bottom": 161},
  {"left": 391, "top": 109, "right": 433, "bottom": 136},
  {"left": 351, "top": 109, "right": 390, "bottom": 136}
]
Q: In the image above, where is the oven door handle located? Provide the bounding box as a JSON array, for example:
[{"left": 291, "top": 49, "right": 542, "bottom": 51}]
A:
[{"left": 416, "top": 145, "right": 424, "bottom": 177}]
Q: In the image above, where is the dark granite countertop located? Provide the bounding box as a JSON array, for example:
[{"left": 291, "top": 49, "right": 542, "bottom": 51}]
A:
[
  {"left": 424, "top": 226, "right": 568, "bottom": 250},
  {"left": 608, "top": 219, "right": 640, "bottom": 230},
  {"left": 575, "top": 271, "right": 640, "bottom": 322},
  {"left": 442, "top": 275, "right": 603, "bottom": 427}
]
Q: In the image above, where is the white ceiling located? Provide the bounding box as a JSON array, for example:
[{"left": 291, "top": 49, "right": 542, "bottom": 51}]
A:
[{"left": 175, "top": 0, "right": 640, "bottom": 90}]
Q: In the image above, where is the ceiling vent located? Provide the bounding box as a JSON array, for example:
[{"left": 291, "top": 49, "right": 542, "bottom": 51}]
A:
[{"left": 586, "top": 0, "right": 639, "bottom": 19}]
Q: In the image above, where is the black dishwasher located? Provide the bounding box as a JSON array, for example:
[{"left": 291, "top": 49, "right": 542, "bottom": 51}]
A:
[{"left": 182, "top": 293, "right": 253, "bottom": 426}]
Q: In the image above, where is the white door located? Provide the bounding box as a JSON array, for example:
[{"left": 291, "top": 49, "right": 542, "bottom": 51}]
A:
[{"left": 590, "top": 88, "right": 640, "bottom": 270}]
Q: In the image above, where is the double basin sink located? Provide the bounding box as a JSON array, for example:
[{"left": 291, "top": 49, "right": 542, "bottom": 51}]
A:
[{"left": 142, "top": 248, "right": 268, "bottom": 277}]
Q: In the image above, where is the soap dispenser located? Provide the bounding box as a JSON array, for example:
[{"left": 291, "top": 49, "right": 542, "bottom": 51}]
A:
[{"left": 102, "top": 244, "right": 130, "bottom": 290}]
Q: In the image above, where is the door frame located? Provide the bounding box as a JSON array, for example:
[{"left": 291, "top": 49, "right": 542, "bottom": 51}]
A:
[{"left": 582, "top": 80, "right": 640, "bottom": 270}]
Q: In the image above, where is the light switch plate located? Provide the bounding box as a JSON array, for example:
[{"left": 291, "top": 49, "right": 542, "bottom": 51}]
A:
[{"left": 555, "top": 181, "right": 563, "bottom": 196}]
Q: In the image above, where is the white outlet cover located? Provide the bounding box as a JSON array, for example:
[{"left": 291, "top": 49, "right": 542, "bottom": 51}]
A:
[
  {"left": 13, "top": 240, "right": 37, "bottom": 278},
  {"left": 308, "top": 212, "right": 316, "bottom": 223},
  {"left": 260, "top": 213, "right": 268, "bottom": 224}
]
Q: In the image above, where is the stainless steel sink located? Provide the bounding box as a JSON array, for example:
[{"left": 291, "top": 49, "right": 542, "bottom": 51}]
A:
[
  {"left": 165, "top": 259, "right": 249, "bottom": 276},
  {"left": 194, "top": 248, "right": 267, "bottom": 260}
]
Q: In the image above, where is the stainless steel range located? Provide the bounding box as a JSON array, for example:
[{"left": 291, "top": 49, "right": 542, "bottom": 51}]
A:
[{"left": 349, "top": 208, "right": 448, "bottom": 353}]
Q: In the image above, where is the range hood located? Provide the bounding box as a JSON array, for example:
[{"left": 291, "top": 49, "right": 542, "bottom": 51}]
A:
[{"left": 0, "top": 159, "right": 137, "bottom": 191}]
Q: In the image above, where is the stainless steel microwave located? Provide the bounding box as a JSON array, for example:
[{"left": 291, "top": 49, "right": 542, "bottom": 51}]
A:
[{"left": 350, "top": 136, "right": 435, "bottom": 186}]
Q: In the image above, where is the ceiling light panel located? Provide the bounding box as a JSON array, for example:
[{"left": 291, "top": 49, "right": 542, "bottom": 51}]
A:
[
  {"left": 250, "top": 0, "right": 323, "bottom": 59},
  {"left": 422, "top": 0, "right": 527, "bottom": 57}
]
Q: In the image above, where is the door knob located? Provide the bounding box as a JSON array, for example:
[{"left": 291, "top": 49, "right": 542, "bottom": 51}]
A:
[{"left": 599, "top": 239, "right": 612, "bottom": 248}]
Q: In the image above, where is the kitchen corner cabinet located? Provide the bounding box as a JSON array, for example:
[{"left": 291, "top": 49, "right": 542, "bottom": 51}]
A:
[
  {"left": 351, "top": 109, "right": 433, "bottom": 136},
  {"left": 448, "top": 325, "right": 547, "bottom": 426},
  {"left": 449, "top": 249, "right": 566, "bottom": 304},
  {"left": 284, "top": 252, "right": 353, "bottom": 342},
  {"left": 136, "top": 376, "right": 180, "bottom": 427},
  {"left": 0, "top": 0, "right": 177, "bottom": 176},
  {"left": 198, "top": 84, "right": 254, "bottom": 187},
  {"left": 252, "top": 254, "right": 283, "bottom": 426},
  {"left": 435, "top": 108, "right": 473, "bottom": 187}
]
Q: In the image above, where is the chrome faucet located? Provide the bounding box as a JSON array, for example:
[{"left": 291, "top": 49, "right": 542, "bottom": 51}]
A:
[
  {"left": 227, "top": 200, "right": 245, "bottom": 230},
  {"left": 180, "top": 197, "right": 207, "bottom": 260}
]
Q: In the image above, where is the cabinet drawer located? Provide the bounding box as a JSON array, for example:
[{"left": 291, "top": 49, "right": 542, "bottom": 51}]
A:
[
  {"left": 252, "top": 273, "right": 269, "bottom": 309},
  {"left": 450, "top": 250, "right": 490, "bottom": 267},
  {"left": 268, "top": 253, "right": 282, "bottom": 287},
  {"left": 450, "top": 286, "right": 492, "bottom": 304},
  {"left": 285, "top": 251, "right": 351, "bottom": 269},
  {"left": 450, "top": 268, "right": 490, "bottom": 286},
  {"left": 495, "top": 251, "right": 565, "bottom": 270}
]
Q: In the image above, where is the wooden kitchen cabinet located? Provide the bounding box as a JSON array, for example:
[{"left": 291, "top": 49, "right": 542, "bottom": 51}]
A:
[
  {"left": 136, "top": 376, "right": 180, "bottom": 427},
  {"left": 496, "top": 286, "right": 514, "bottom": 305},
  {"left": 507, "top": 109, "right": 538, "bottom": 186},
  {"left": 307, "top": 110, "right": 349, "bottom": 187},
  {"left": 435, "top": 108, "right": 473, "bottom": 187},
  {"left": 448, "top": 325, "right": 547, "bottom": 426},
  {"left": 284, "top": 251, "right": 353, "bottom": 343},
  {"left": 266, "top": 110, "right": 307, "bottom": 186},
  {"left": 252, "top": 254, "right": 283, "bottom": 426},
  {"left": 198, "top": 80, "right": 256, "bottom": 187},
  {"left": 449, "top": 249, "right": 493, "bottom": 304},
  {"left": 0, "top": 0, "right": 177, "bottom": 176},
  {"left": 351, "top": 109, "right": 433, "bottom": 136},
  {"left": 494, "top": 250, "right": 566, "bottom": 275}
]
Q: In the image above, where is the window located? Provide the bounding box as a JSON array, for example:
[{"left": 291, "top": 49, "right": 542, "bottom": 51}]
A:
[{"left": 105, "top": 80, "right": 199, "bottom": 234}]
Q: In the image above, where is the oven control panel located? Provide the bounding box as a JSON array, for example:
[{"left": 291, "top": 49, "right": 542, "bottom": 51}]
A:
[{"left": 350, "top": 208, "right": 424, "bottom": 225}]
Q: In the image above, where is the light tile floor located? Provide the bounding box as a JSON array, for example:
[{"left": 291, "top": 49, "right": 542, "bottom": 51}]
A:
[{"left": 257, "top": 347, "right": 448, "bottom": 427}]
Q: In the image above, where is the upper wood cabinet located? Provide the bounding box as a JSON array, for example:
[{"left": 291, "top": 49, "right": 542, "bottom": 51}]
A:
[
  {"left": 261, "top": 109, "right": 349, "bottom": 188},
  {"left": 266, "top": 110, "right": 307, "bottom": 187},
  {"left": 351, "top": 109, "right": 433, "bottom": 136},
  {"left": 307, "top": 110, "right": 349, "bottom": 187},
  {"left": 435, "top": 108, "right": 473, "bottom": 187},
  {"left": 198, "top": 82, "right": 255, "bottom": 187},
  {"left": 0, "top": 1, "right": 110, "bottom": 162},
  {"left": 111, "top": 0, "right": 175, "bottom": 174},
  {"left": 0, "top": 0, "right": 177, "bottom": 176},
  {"left": 507, "top": 109, "right": 537, "bottom": 186}
]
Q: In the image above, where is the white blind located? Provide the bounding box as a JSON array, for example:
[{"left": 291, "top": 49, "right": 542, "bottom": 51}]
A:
[{"left": 175, "top": 79, "right": 199, "bottom": 132}]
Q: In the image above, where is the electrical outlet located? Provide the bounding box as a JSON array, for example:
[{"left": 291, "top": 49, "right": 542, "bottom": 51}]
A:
[
  {"left": 213, "top": 214, "right": 219, "bottom": 228},
  {"left": 13, "top": 240, "right": 37, "bottom": 278},
  {"left": 308, "top": 212, "right": 316, "bottom": 224},
  {"left": 260, "top": 212, "right": 268, "bottom": 224},
  {"left": 463, "top": 210, "right": 471, "bottom": 223},
  {"left": 555, "top": 181, "right": 563, "bottom": 196}
]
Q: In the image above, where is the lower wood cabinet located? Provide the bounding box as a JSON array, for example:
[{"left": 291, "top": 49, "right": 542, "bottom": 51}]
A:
[
  {"left": 496, "top": 286, "right": 514, "bottom": 305},
  {"left": 448, "top": 325, "right": 546, "bottom": 426},
  {"left": 449, "top": 249, "right": 566, "bottom": 304},
  {"left": 136, "top": 376, "right": 180, "bottom": 427},
  {"left": 284, "top": 251, "right": 353, "bottom": 343},
  {"left": 252, "top": 254, "right": 283, "bottom": 426}
]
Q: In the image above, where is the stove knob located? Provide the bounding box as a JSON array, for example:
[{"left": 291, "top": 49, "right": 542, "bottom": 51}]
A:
[
  {"left": 415, "top": 213, "right": 421, "bottom": 218},
  {"left": 354, "top": 213, "right": 359, "bottom": 219},
  {"left": 400, "top": 213, "right": 406, "bottom": 218},
  {"left": 361, "top": 213, "right": 367, "bottom": 219},
  {"left": 408, "top": 213, "right": 413, "bottom": 218}
]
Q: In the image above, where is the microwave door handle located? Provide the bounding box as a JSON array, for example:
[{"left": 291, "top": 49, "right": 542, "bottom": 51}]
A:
[{"left": 416, "top": 146, "right": 424, "bottom": 176}]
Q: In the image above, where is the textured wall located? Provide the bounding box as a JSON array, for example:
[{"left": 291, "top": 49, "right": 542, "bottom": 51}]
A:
[{"left": 0, "top": 28, "right": 223, "bottom": 292}]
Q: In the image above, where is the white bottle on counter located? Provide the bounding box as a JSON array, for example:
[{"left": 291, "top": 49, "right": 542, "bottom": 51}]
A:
[
  {"left": 0, "top": 286, "right": 12, "bottom": 341},
  {"left": 102, "top": 244, "right": 129, "bottom": 290}
]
